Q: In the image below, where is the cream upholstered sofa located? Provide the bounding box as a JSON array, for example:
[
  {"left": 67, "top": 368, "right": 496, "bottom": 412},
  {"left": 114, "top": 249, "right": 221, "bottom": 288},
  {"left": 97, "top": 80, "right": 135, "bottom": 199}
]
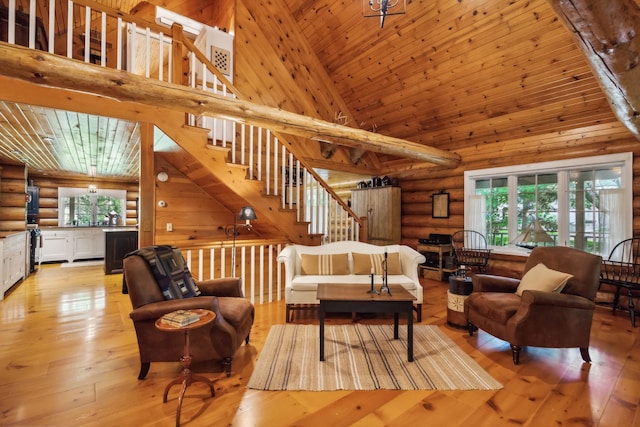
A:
[{"left": 277, "top": 241, "right": 426, "bottom": 322}]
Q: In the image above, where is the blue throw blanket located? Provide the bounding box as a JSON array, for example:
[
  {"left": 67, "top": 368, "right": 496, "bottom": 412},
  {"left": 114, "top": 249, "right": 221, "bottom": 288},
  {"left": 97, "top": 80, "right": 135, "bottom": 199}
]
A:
[{"left": 124, "top": 245, "right": 201, "bottom": 300}]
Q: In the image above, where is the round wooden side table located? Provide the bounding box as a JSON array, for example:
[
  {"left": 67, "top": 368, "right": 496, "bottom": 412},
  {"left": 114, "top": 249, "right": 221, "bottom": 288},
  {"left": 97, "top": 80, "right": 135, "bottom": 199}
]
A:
[{"left": 155, "top": 309, "right": 216, "bottom": 427}]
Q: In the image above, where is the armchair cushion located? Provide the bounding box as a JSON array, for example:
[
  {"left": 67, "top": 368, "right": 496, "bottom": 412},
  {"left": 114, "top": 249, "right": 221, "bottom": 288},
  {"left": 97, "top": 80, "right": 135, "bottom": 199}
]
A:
[
  {"left": 515, "top": 263, "right": 572, "bottom": 296},
  {"left": 468, "top": 293, "right": 521, "bottom": 324}
]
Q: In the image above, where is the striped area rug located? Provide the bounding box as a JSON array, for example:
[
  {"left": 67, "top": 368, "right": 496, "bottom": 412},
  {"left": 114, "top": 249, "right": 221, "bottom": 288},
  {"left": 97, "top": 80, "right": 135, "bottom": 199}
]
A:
[{"left": 247, "top": 324, "right": 502, "bottom": 391}]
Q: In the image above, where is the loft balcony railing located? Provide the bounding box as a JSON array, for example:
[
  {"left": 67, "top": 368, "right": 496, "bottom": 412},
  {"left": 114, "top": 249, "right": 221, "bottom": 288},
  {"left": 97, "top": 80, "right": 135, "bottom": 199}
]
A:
[{"left": 1, "top": 0, "right": 361, "bottom": 245}]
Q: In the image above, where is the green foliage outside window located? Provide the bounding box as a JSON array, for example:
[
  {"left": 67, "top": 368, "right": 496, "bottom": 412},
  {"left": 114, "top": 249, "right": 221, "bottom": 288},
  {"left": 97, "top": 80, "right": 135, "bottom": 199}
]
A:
[
  {"left": 64, "top": 195, "right": 123, "bottom": 227},
  {"left": 59, "top": 188, "right": 126, "bottom": 227},
  {"left": 475, "top": 168, "right": 621, "bottom": 253}
]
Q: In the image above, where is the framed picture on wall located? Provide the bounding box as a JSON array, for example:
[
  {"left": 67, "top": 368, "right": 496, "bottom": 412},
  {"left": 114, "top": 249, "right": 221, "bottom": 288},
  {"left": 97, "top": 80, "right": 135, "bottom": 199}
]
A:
[{"left": 432, "top": 191, "right": 450, "bottom": 218}]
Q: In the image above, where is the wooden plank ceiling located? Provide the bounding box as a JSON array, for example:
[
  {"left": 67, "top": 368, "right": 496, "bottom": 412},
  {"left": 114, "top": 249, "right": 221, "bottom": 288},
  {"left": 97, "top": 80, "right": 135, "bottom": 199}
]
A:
[
  {"left": 0, "top": 101, "right": 140, "bottom": 179},
  {"left": 283, "top": 0, "right": 638, "bottom": 172},
  {"left": 0, "top": 0, "right": 637, "bottom": 181}
]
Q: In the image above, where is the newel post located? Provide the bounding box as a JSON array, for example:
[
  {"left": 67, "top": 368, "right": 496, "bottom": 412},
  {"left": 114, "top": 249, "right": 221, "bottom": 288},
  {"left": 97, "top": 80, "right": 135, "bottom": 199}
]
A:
[{"left": 171, "top": 24, "right": 187, "bottom": 86}]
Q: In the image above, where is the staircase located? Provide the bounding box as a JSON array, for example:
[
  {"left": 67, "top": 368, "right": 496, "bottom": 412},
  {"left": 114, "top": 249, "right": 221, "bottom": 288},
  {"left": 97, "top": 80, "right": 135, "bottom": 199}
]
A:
[
  {"left": 158, "top": 121, "right": 320, "bottom": 244},
  {"left": 3, "top": 0, "right": 360, "bottom": 244}
]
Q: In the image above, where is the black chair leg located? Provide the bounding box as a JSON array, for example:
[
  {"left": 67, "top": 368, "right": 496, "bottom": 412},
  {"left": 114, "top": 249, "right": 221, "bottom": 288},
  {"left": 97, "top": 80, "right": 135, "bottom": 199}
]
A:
[
  {"left": 138, "top": 362, "right": 150, "bottom": 380},
  {"left": 467, "top": 322, "right": 477, "bottom": 337},
  {"left": 628, "top": 290, "right": 637, "bottom": 327},
  {"left": 613, "top": 286, "right": 621, "bottom": 314},
  {"left": 511, "top": 345, "right": 521, "bottom": 365},
  {"left": 223, "top": 357, "right": 233, "bottom": 377},
  {"left": 580, "top": 347, "right": 591, "bottom": 363}
]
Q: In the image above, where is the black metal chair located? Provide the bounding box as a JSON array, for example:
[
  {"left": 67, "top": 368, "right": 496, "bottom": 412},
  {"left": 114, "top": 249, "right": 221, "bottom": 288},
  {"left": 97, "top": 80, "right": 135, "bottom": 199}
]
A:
[
  {"left": 600, "top": 237, "right": 640, "bottom": 327},
  {"left": 451, "top": 230, "right": 492, "bottom": 274}
]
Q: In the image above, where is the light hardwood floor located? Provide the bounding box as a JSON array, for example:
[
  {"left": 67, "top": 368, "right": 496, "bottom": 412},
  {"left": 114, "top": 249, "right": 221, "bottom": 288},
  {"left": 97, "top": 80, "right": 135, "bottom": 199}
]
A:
[{"left": 0, "top": 263, "right": 638, "bottom": 426}]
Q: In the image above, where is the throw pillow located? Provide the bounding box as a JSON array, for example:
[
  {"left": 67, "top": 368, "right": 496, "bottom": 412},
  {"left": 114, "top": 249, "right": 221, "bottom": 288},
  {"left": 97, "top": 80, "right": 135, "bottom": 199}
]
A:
[
  {"left": 300, "top": 253, "right": 349, "bottom": 275},
  {"left": 352, "top": 252, "right": 402, "bottom": 275},
  {"left": 515, "top": 262, "right": 572, "bottom": 296}
]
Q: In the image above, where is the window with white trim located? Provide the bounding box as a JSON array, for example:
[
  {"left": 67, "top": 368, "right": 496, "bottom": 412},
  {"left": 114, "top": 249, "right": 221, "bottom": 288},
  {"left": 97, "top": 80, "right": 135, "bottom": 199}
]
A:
[
  {"left": 58, "top": 187, "right": 126, "bottom": 227},
  {"left": 464, "top": 153, "right": 633, "bottom": 256}
]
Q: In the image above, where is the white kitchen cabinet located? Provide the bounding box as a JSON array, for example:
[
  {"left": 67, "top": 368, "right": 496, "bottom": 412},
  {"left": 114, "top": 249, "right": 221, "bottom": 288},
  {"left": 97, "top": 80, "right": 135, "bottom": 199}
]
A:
[
  {"left": 40, "top": 230, "right": 71, "bottom": 263},
  {"left": 1, "top": 232, "right": 27, "bottom": 300},
  {"left": 40, "top": 228, "right": 105, "bottom": 262},
  {"left": 41, "top": 228, "right": 107, "bottom": 263},
  {"left": 73, "top": 229, "right": 105, "bottom": 260}
]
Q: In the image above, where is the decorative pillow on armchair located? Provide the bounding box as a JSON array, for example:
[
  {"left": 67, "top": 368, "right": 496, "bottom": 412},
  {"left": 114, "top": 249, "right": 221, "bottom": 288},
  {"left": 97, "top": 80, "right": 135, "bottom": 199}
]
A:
[
  {"left": 515, "top": 262, "right": 573, "bottom": 296},
  {"left": 300, "top": 253, "right": 349, "bottom": 275},
  {"left": 352, "top": 252, "right": 402, "bottom": 275}
]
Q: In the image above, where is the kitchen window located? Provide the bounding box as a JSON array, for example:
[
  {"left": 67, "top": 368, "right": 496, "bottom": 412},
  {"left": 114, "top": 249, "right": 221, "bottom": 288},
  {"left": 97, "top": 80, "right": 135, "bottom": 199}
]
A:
[{"left": 58, "top": 187, "right": 126, "bottom": 227}]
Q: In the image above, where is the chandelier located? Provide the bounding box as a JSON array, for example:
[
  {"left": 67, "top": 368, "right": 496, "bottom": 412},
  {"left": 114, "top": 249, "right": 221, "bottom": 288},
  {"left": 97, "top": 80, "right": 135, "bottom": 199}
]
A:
[{"left": 363, "top": 0, "right": 407, "bottom": 28}]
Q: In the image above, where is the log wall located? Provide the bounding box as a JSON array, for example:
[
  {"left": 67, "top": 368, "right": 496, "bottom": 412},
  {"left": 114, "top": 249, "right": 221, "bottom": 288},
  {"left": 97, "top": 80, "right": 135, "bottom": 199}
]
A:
[
  {"left": 27, "top": 175, "right": 139, "bottom": 228},
  {"left": 0, "top": 164, "right": 26, "bottom": 231}
]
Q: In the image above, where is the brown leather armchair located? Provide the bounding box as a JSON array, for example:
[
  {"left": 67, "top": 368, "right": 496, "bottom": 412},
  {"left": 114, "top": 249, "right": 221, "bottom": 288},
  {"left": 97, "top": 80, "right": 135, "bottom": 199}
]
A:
[
  {"left": 123, "top": 255, "right": 255, "bottom": 379},
  {"left": 465, "top": 246, "right": 601, "bottom": 364}
]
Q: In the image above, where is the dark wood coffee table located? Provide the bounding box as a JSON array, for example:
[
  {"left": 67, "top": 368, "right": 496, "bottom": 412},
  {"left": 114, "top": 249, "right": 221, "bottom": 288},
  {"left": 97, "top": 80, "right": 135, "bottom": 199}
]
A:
[{"left": 317, "top": 283, "right": 417, "bottom": 362}]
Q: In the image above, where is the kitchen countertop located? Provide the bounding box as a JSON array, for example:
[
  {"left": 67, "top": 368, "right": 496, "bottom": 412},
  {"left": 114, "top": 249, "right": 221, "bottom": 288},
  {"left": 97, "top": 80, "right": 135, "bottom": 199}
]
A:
[{"left": 0, "top": 231, "right": 28, "bottom": 239}]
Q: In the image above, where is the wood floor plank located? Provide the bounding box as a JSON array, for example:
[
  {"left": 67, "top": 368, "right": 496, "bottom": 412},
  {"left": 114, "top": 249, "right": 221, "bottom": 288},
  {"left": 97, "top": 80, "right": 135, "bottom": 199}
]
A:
[{"left": 0, "top": 263, "right": 638, "bottom": 426}]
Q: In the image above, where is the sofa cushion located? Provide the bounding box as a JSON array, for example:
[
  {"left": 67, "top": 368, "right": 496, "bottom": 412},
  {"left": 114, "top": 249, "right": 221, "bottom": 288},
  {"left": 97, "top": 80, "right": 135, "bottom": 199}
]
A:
[
  {"left": 352, "top": 252, "right": 402, "bottom": 275},
  {"left": 515, "top": 262, "right": 572, "bottom": 296},
  {"left": 300, "top": 253, "right": 349, "bottom": 275}
]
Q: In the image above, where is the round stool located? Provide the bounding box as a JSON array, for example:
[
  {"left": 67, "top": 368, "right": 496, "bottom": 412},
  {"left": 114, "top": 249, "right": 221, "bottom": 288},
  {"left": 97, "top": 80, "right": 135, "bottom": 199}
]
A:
[{"left": 447, "top": 276, "right": 473, "bottom": 328}]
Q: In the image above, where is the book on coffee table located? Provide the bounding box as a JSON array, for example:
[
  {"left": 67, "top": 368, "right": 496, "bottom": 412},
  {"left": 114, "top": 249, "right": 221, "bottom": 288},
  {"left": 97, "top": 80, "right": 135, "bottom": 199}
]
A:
[{"left": 160, "top": 309, "right": 201, "bottom": 327}]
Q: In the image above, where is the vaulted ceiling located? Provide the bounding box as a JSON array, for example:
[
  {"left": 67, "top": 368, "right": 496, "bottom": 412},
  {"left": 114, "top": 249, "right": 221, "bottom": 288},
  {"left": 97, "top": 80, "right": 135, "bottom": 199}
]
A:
[
  {"left": 243, "top": 0, "right": 638, "bottom": 175},
  {"left": 0, "top": 0, "right": 638, "bottom": 182}
]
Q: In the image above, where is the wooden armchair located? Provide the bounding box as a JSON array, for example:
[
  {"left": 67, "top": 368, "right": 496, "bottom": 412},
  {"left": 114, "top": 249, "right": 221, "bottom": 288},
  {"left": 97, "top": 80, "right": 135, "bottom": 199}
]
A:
[
  {"left": 452, "top": 230, "right": 492, "bottom": 273},
  {"left": 600, "top": 237, "right": 640, "bottom": 327},
  {"left": 465, "top": 246, "right": 602, "bottom": 364},
  {"left": 123, "top": 254, "right": 255, "bottom": 379}
]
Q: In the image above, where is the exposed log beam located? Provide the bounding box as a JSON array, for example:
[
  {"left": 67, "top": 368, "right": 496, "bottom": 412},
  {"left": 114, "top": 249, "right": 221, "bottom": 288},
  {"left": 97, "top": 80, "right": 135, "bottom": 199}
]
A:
[
  {"left": 548, "top": 0, "right": 640, "bottom": 139},
  {"left": 0, "top": 43, "right": 461, "bottom": 168}
]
